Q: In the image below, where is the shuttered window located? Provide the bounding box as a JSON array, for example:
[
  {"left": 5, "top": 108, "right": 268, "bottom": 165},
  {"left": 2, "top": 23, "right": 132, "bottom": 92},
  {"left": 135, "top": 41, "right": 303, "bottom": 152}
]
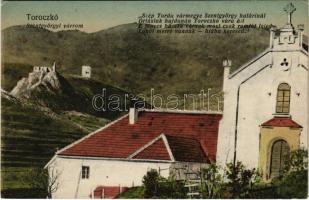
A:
[
  {"left": 276, "top": 83, "right": 291, "bottom": 113},
  {"left": 270, "top": 140, "right": 290, "bottom": 178}
]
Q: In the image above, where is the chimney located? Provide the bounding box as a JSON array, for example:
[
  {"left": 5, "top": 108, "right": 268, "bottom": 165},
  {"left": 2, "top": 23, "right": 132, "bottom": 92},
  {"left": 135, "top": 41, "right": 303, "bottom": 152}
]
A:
[
  {"left": 129, "top": 108, "right": 138, "bottom": 124},
  {"left": 223, "top": 59, "right": 231, "bottom": 92}
]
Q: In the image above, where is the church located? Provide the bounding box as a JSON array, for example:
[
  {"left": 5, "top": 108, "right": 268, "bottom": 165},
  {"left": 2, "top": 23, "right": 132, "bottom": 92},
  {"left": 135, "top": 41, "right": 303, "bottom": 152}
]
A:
[
  {"left": 216, "top": 2, "right": 307, "bottom": 179},
  {"left": 45, "top": 3, "right": 308, "bottom": 198}
]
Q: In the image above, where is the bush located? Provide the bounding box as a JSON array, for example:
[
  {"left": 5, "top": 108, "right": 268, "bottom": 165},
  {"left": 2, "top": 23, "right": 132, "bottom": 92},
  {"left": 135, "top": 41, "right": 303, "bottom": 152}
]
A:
[
  {"left": 21, "top": 168, "right": 49, "bottom": 195},
  {"left": 1, "top": 188, "right": 47, "bottom": 198},
  {"left": 225, "top": 162, "right": 259, "bottom": 198},
  {"left": 249, "top": 148, "right": 308, "bottom": 199},
  {"left": 140, "top": 151, "right": 308, "bottom": 199},
  {"left": 200, "top": 163, "right": 224, "bottom": 198},
  {"left": 142, "top": 169, "right": 186, "bottom": 198},
  {"left": 284, "top": 148, "right": 308, "bottom": 173},
  {"left": 116, "top": 186, "right": 145, "bottom": 198},
  {"left": 274, "top": 148, "right": 308, "bottom": 198},
  {"left": 276, "top": 170, "right": 308, "bottom": 198},
  {"left": 142, "top": 169, "right": 161, "bottom": 198},
  {"left": 21, "top": 167, "right": 60, "bottom": 198}
]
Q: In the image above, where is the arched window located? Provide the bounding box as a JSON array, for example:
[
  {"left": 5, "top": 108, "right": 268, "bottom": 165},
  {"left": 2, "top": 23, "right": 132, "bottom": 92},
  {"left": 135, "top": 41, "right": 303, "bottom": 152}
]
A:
[
  {"left": 269, "top": 140, "right": 290, "bottom": 178},
  {"left": 276, "top": 83, "right": 291, "bottom": 113}
]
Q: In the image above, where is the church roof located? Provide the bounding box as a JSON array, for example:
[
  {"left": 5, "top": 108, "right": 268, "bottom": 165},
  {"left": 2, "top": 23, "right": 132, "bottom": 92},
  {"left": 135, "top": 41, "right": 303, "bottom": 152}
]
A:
[
  {"left": 57, "top": 110, "right": 222, "bottom": 163},
  {"left": 261, "top": 116, "right": 302, "bottom": 128}
]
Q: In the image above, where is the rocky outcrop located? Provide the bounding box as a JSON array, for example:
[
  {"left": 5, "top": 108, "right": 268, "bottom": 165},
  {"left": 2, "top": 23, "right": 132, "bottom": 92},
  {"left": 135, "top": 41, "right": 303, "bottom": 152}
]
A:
[
  {"left": 10, "top": 69, "right": 80, "bottom": 112},
  {"left": 1, "top": 89, "right": 19, "bottom": 103}
]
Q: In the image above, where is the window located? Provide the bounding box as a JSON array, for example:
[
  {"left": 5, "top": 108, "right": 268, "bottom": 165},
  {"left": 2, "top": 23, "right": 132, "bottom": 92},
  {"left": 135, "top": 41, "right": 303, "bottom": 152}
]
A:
[
  {"left": 269, "top": 140, "right": 290, "bottom": 178},
  {"left": 82, "top": 166, "right": 90, "bottom": 179},
  {"left": 276, "top": 83, "right": 291, "bottom": 113}
]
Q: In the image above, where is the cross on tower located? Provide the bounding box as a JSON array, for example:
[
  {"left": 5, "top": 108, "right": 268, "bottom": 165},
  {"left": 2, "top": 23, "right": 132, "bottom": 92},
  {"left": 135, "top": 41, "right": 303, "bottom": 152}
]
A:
[{"left": 284, "top": 3, "right": 296, "bottom": 25}]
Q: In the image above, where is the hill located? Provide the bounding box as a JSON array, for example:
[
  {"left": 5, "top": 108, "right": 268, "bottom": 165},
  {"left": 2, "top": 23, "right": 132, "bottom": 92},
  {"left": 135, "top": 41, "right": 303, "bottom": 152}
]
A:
[{"left": 2, "top": 24, "right": 270, "bottom": 99}]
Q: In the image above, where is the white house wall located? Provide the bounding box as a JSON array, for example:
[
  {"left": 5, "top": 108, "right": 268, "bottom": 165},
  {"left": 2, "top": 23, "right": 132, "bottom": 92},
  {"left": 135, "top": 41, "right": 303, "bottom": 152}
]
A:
[
  {"left": 50, "top": 156, "right": 171, "bottom": 198},
  {"left": 217, "top": 50, "right": 308, "bottom": 169}
]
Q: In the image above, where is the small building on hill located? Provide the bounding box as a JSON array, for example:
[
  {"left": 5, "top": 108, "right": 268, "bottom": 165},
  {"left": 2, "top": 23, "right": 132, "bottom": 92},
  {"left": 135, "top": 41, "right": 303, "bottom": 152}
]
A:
[
  {"left": 45, "top": 109, "right": 222, "bottom": 198},
  {"left": 82, "top": 65, "right": 92, "bottom": 78}
]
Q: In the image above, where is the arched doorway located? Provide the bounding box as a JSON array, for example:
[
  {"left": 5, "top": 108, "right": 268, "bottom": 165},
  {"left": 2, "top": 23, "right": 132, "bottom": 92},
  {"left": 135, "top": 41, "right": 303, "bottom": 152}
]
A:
[{"left": 269, "top": 139, "right": 290, "bottom": 178}]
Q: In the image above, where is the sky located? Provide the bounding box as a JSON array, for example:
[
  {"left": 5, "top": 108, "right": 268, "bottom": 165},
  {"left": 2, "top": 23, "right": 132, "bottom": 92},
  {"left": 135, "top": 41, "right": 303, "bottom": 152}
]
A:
[{"left": 2, "top": 1, "right": 308, "bottom": 34}]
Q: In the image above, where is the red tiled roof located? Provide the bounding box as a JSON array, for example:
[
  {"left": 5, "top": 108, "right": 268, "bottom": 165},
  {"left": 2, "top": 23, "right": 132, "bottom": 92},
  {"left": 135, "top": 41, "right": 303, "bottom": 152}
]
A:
[
  {"left": 261, "top": 117, "right": 302, "bottom": 128},
  {"left": 132, "top": 134, "right": 209, "bottom": 162},
  {"left": 59, "top": 111, "right": 222, "bottom": 162},
  {"left": 91, "top": 186, "right": 128, "bottom": 199},
  {"left": 166, "top": 135, "right": 209, "bottom": 163},
  {"left": 133, "top": 137, "right": 171, "bottom": 160}
]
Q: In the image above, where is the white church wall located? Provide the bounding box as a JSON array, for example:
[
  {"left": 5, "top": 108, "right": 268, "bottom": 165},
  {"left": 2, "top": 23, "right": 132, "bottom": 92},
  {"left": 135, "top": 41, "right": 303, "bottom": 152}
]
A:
[
  {"left": 50, "top": 156, "right": 171, "bottom": 198},
  {"left": 217, "top": 50, "right": 308, "bottom": 169},
  {"left": 217, "top": 52, "right": 273, "bottom": 167}
]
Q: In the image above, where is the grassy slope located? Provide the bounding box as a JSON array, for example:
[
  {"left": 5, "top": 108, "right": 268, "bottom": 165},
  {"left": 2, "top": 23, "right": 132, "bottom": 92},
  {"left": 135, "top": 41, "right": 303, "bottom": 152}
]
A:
[
  {"left": 1, "top": 97, "right": 113, "bottom": 197},
  {"left": 65, "top": 75, "right": 135, "bottom": 119},
  {"left": 1, "top": 63, "right": 33, "bottom": 92},
  {"left": 1, "top": 97, "right": 87, "bottom": 190},
  {"left": 62, "top": 111, "right": 110, "bottom": 132}
]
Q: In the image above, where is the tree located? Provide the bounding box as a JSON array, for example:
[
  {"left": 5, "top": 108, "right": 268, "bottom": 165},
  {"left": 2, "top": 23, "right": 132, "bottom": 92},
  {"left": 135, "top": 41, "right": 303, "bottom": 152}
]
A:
[
  {"left": 46, "top": 165, "right": 61, "bottom": 198},
  {"left": 225, "top": 161, "right": 259, "bottom": 198},
  {"left": 284, "top": 148, "right": 308, "bottom": 173},
  {"left": 22, "top": 166, "right": 60, "bottom": 198},
  {"left": 142, "top": 169, "right": 160, "bottom": 198},
  {"left": 200, "top": 163, "right": 224, "bottom": 198},
  {"left": 162, "top": 174, "right": 187, "bottom": 198},
  {"left": 249, "top": 148, "right": 308, "bottom": 199},
  {"left": 274, "top": 148, "right": 308, "bottom": 198},
  {"left": 142, "top": 169, "right": 186, "bottom": 198}
]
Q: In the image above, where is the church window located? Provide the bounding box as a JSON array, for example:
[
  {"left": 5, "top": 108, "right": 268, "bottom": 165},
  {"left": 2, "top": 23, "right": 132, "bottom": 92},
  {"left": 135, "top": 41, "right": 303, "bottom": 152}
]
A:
[{"left": 276, "top": 83, "right": 291, "bottom": 113}]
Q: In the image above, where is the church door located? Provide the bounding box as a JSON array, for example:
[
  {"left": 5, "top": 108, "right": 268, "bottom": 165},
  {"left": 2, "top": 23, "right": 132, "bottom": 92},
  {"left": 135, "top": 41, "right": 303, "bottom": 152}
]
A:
[{"left": 270, "top": 140, "right": 290, "bottom": 178}]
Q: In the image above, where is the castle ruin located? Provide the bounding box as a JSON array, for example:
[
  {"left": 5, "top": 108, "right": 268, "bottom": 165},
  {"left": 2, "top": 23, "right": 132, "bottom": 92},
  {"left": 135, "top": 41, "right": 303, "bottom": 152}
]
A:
[{"left": 33, "top": 62, "right": 56, "bottom": 73}]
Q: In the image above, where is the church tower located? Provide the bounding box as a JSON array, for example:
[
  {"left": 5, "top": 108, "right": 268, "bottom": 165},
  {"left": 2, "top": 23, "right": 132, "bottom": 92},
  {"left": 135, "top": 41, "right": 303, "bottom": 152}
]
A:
[{"left": 269, "top": 3, "right": 304, "bottom": 51}]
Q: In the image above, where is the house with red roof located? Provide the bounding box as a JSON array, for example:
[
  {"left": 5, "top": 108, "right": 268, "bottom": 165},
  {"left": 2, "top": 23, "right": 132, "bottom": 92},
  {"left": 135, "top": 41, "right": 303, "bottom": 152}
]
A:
[{"left": 45, "top": 109, "right": 222, "bottom": 198}]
